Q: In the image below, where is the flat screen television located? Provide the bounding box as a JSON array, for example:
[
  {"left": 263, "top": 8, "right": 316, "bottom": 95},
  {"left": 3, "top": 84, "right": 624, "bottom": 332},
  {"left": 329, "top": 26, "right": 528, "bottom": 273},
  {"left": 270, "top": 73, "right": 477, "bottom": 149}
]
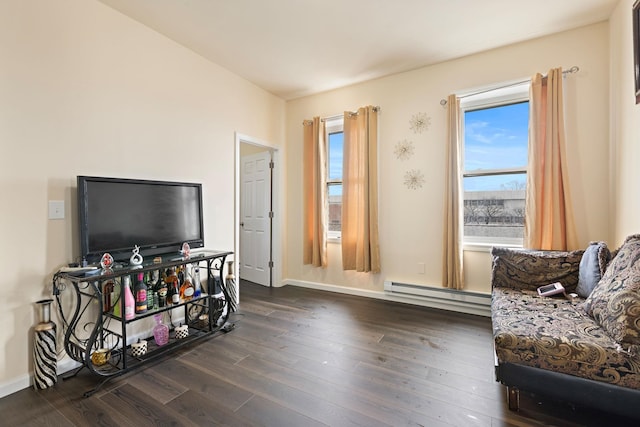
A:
[{"left": 77, "top": 176, "right": 205, "bottom": 264}]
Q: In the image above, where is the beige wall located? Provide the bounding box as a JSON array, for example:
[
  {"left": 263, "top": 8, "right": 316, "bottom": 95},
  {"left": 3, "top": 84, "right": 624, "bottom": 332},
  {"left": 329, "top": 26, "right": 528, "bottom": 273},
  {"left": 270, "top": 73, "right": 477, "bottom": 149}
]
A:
[
  {"left": 284, "top": 23, "right": 611, "bottom": 295},
  {"left": 0, "top": 0, "right": 285, "bottom": 394},
  {"left": 610, "top": 0, "right": 640, "bottom": 245}
]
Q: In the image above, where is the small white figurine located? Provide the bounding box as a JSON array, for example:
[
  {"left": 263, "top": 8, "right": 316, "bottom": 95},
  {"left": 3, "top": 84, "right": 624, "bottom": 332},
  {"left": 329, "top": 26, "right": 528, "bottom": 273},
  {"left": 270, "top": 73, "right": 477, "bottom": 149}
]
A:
[
  {"left": 130, "top": 245, "right": 143, "bottom": 266},
  {"left": 181, "top": 242, "right": 191, "bottom": 258}
]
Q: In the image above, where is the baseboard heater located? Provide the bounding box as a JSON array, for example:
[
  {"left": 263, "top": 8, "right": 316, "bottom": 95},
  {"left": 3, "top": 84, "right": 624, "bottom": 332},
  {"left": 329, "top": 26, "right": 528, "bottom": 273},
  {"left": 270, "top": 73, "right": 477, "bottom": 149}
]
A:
[{"left": 383, "top": 281, "right": 491, "bottom": 317}]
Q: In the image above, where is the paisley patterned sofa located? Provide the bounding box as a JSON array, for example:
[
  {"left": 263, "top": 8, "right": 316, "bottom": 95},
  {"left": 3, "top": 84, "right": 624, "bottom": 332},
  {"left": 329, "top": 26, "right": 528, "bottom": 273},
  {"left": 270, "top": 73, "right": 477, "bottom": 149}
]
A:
[{"left": 491, "top": 236, "right": 640, "bottom": 419}]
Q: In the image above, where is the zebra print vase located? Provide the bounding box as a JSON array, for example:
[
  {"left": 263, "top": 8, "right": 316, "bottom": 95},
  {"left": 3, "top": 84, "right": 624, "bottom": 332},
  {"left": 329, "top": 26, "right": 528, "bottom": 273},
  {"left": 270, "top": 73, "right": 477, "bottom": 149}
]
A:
[
  {"left": 33, "top": 299, "right": 57, "bottom": 390},
  {"left": 225, "top": 261, "right": 238, "bottom": 312}
]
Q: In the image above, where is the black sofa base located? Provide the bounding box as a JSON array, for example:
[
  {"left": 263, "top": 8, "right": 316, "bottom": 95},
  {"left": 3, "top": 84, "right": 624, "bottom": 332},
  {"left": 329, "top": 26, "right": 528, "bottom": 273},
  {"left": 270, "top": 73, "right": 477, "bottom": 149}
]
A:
[{"left": 495, "top": 362, "right": 640, "bottom": 420}]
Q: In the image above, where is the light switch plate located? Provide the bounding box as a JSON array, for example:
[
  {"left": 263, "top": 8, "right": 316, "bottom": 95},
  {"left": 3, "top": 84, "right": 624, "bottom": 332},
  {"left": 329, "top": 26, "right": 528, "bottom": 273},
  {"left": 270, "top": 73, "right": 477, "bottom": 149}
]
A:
[{"left": 48, "top": 200, "right": 65, "bottom": 220}]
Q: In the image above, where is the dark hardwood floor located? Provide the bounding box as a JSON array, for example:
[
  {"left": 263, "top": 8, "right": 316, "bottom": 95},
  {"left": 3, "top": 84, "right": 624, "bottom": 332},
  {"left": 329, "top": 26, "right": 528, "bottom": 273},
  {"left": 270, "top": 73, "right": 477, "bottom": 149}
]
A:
[{"left": 2, "top": 281, "right": 638, "bottom": 426}]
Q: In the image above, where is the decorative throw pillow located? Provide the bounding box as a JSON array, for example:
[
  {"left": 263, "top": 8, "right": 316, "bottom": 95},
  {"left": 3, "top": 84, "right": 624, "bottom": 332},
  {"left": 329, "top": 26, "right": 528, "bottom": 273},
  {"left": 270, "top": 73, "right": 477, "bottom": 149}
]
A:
[
  {"left": 576, "top": 242, "right": 610, "bottom": 298},
  {"left": 585, "top": 234, "right": 640, "bottom": 346}
]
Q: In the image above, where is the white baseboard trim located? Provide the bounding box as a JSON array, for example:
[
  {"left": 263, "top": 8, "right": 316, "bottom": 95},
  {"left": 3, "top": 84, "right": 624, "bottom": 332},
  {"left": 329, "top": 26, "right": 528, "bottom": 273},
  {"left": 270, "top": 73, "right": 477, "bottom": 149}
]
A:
[
  {"left": 0, "top": 356, "right": 83, "bottom": 399},
  {"left": 0, "top": 373, "right": 30, "bottom": 399},
  {"left": 282, "top": 279, "right": 491, "bottom": 317}
]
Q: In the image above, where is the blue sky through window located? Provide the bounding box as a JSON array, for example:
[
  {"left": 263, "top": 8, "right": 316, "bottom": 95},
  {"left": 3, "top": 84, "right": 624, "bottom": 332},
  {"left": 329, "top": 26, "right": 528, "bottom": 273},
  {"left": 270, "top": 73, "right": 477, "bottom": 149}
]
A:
[
  {"left": 464, "top": 101, "right": 529, "bottom": 191},
  {"left": 328, "top": 131, "right": 343, "bottom": 196}
]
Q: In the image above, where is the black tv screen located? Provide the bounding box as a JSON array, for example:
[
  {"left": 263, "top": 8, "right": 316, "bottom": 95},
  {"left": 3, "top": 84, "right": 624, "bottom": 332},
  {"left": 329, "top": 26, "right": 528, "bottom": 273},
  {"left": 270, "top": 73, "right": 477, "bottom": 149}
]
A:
[{"left": 78, "top": 176, "right": 204, "bottom": 263}]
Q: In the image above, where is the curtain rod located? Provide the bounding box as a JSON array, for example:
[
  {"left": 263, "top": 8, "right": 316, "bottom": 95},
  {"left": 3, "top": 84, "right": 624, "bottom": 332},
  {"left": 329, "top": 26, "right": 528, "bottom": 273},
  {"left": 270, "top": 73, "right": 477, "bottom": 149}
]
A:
[
  {"left": 303, "top": 106, "right": 381, "bottom": 125},
  {"left": 439, "top": 66, "right": 579, "bottom": 107}
]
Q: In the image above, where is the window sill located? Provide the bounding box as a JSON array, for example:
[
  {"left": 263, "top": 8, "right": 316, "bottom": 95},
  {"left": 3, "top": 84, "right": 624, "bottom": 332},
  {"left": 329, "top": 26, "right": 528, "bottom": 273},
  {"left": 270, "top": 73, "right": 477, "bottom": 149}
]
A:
[{"left": 463, "top": 241, "right": 523, "bottom": 253}]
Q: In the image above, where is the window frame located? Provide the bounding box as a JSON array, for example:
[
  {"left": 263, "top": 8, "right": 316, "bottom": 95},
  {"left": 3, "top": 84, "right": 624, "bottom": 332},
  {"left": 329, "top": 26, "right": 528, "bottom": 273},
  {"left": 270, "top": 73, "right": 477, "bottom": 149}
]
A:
[
  {"left": 460, "top": 82, "right": 530, "bottom": 249},
  {"left": 325, "top": 117, "right": 344, "bottom": 242}
]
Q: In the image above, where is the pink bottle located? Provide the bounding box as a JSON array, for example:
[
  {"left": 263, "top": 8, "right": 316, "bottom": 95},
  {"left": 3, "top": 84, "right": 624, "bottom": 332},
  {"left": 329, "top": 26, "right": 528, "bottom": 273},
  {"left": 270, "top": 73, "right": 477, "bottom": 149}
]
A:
[
  {"left": 123, "top": 276, "right": 135, "bottom": 320},
  {"left": 153, "top": 314, "right": 169, "bottom": 346}
]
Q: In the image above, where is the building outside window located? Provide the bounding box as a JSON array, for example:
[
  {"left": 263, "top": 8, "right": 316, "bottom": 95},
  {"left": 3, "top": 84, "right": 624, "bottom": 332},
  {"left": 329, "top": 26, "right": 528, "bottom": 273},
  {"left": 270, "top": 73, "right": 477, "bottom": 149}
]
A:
[{"left": 461, "top": 83, "right": 529, "bottom": 246}]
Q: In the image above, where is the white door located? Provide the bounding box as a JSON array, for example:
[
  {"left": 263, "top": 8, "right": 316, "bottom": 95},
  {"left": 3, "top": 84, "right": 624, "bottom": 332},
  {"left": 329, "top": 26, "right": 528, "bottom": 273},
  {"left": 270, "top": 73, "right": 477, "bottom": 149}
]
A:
[{"left": 240, "top": 150, "right": 272, "bottom": 286}]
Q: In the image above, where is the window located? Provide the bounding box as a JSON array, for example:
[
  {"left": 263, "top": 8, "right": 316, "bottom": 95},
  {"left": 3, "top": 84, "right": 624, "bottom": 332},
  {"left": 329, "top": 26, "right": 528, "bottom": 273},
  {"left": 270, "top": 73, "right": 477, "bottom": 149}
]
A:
[
  {"left": 461, "top": 83, "right": 529, "bottom": 246},
  {"left": 326, "top": 118, "right": 343, "bottom": 240}
]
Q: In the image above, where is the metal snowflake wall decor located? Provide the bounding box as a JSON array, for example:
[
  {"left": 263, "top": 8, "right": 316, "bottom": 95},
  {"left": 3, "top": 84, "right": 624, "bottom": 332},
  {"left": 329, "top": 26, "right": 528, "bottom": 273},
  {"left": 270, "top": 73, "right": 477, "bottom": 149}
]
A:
[
  {"left": 409, "top": 112, "right": 431, "bottom": 134},
  {"left": 404, "top": 169, "right": 425, "bottom": 190},
  {"left": 394, "top": 139, "right": 415, "bottom": 160}
]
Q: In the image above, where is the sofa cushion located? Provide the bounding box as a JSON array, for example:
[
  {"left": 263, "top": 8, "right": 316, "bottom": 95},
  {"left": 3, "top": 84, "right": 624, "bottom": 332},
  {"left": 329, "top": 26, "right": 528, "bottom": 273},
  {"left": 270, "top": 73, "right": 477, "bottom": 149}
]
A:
[
  {"left": 491, "top": 247, "right": 583, "bottom": 293},
  {"left": 585, "top": 234, "right": 640, "bottom": 346},
  {"left": 492, "top": 287, "right": 640, "bottom": 389},
  {"left": 576, "top": 242, "right": 610, "bottom": 298}
]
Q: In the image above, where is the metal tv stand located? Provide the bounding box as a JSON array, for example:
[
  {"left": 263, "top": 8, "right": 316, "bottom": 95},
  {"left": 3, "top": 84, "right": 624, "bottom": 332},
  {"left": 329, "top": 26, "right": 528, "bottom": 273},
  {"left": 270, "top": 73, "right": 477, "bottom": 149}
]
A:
[{"left": 55, "top": 250, "right": 233, "bottom": 397}]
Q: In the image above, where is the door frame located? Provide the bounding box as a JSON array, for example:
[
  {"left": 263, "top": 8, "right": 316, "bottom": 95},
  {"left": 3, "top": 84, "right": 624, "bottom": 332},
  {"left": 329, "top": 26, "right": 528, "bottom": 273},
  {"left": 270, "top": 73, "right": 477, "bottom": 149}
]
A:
[{"left": 234, "top": 132, "right": 281, "bottom": 291}]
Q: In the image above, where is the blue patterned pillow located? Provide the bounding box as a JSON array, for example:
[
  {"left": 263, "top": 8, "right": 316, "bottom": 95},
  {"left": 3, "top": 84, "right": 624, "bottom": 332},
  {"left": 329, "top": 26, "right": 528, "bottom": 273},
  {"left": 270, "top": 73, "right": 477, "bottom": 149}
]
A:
[{"left": 576, "top": 242, "right": 610, "bottom": 298}]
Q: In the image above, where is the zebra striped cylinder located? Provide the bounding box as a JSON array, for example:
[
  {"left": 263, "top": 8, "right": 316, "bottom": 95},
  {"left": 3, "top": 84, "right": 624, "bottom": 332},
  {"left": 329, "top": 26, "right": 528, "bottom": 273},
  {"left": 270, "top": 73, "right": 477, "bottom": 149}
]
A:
[
  {"left": 33, "top": 299, "right": 57, "bottom": 390},
  {"left": 225, "top": 261, "right": 238, "bottom": 312}
]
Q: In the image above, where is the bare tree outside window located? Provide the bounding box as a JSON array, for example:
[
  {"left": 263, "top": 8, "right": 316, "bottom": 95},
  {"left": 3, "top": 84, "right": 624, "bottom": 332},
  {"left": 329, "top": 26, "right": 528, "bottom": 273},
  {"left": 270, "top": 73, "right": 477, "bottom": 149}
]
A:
[
  {"left": 481, "top": 198, "right": 504, "bottom": 224},
  {"left": 464, "top": 203, "right": 482, "bottom": 224},
  {"left": 501, "top": 180, "right": 526, "bottom": 190}
]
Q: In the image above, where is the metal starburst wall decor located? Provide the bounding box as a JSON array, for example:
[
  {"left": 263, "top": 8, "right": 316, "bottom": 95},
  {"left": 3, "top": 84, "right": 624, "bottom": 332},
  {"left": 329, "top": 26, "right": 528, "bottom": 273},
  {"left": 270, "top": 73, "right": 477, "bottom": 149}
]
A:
[
  {"left": 404, "top": 169, "right": 425, "bottom": 190},
  {"left": 394, "top": 139, "right": 415, "bottom": 160},
  {"left": 409, "top": 112, "right": 431, "bottom": 134}
]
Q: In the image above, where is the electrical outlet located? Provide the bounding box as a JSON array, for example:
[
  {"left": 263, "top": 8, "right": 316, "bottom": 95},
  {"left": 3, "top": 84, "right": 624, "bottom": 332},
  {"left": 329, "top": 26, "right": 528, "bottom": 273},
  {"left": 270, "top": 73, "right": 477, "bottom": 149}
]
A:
[
  {"left": 48, "top": 200, "right": 65, "bottom": 220},
  {"left": 417, "top": 262, "right": 425, "bottom": 274}
]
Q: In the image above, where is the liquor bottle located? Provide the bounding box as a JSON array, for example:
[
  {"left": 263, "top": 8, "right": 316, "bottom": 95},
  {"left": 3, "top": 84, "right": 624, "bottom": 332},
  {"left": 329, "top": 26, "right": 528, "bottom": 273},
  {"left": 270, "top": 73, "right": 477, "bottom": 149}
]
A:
[
  {"left": 144, "top": 272, "right": 154, "bottom": 310},
  {"left": 123, "top": 275, "right": 135, "bottom": 320},
  {"left": 112, "top": 278, "right": 122, "bottom": 317},
  {"left": 102, "top": 280, "right": 114, "bottom": 312},
  {"left": 150, "top": 269, "right": 160, "bottom": 288},
  {"left": 164, "top": 268, "right": 174, "bottom": 304},
  {"left": 171, "top": 280, "right": 180, "bottom": 305},
  {"left": 134, "top": 272, "right": 147, "bottom": 315},
  {"left": 177, "top": 265, "right": 184, "bottom": 285},
  {"left": 165, "top": 267, "right": 180, "bottom": 305},
  {"left": 147, "top": 285, "right": 154, "bottom": 311},
  {"left": 157, "top": 278, "right": 167, "bottom": 307},
  {"left": 179, "top": 264, "right": 195, "bottom": 301},
  {"left": 193, "top": 266, "right": 202, "bottom": 297}
]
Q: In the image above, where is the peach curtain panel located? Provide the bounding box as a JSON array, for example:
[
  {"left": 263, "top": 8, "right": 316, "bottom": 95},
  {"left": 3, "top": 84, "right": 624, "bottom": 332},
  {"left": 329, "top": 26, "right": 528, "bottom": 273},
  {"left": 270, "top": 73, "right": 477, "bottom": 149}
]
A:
[
  {"left": 303, "top": 117, "right": 328, "bottom": 267},
  {"left": 442, "top": 94, "right": 464, "bottom": 290},
  {"left": 524, "top": 68, "right": 578, "bottom": 251},
  {"left": 342, "top": 106, "right": 381, "bottom": 273}
]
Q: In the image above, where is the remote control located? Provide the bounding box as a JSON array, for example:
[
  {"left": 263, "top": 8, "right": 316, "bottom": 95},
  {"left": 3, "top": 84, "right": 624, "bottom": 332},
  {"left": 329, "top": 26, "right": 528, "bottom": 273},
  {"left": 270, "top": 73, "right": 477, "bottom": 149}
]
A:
[{"left": 537, "top": 282, "right": 565, "bottom": 297}]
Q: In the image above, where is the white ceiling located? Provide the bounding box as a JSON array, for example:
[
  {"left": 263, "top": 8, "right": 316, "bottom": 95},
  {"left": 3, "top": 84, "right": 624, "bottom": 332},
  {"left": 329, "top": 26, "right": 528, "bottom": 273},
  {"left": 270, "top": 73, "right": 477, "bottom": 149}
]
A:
[{"left": 98, "top": 0, "right": 619, "bottom": 100}]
